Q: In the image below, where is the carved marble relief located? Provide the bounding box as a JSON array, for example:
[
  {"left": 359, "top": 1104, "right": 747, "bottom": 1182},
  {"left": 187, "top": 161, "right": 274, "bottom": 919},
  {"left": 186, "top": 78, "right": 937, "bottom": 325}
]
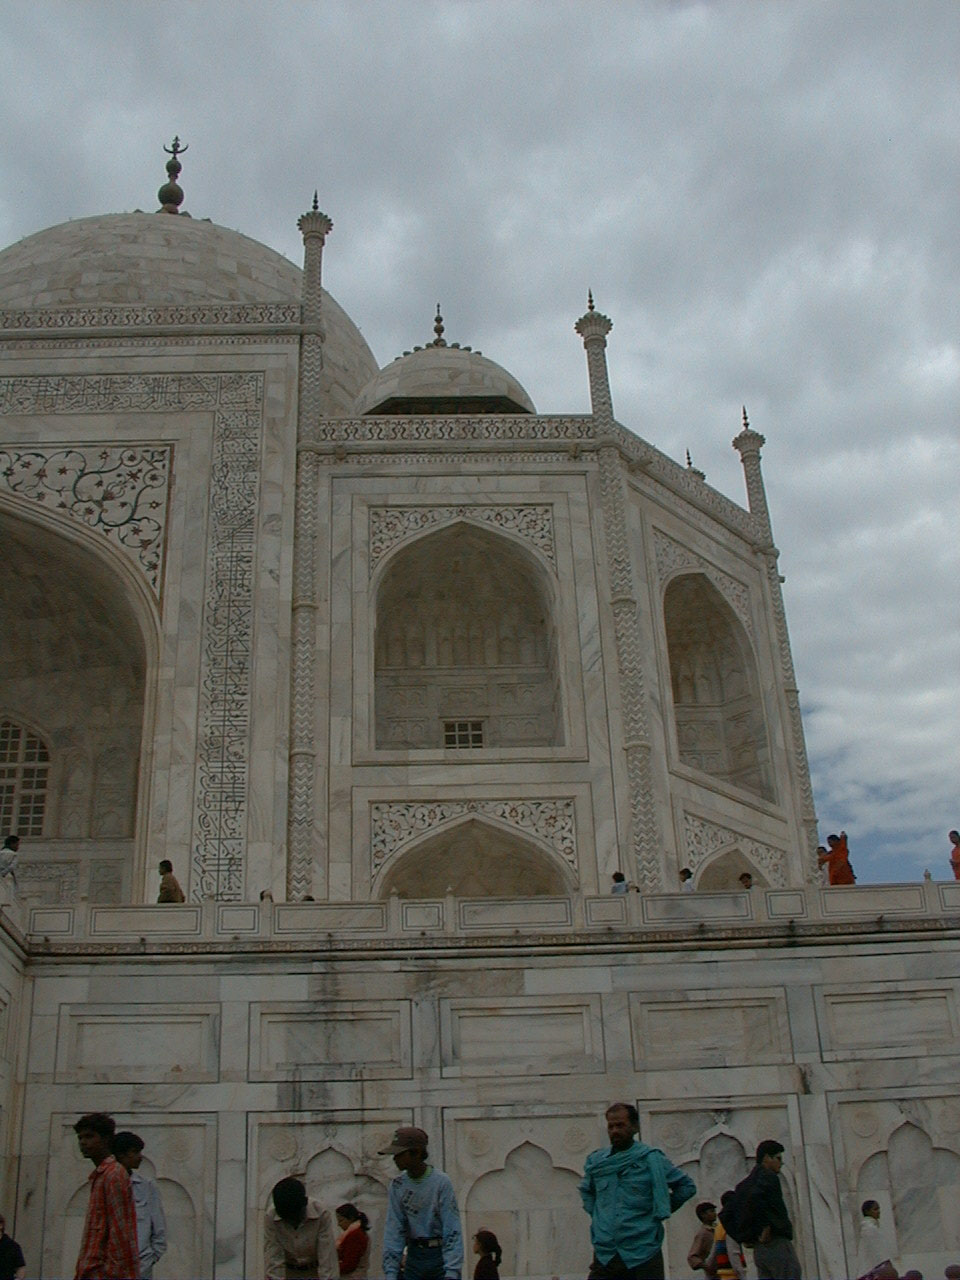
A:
[
  {"left": 0, "top": 302, "right": 300, "bottom": 331},
  {"left": 683, "top": 812, "right": 787, "bottom": 887},
  {"left": 0, "top": 371, "right": 265, "bottom": 901},
  {"left": 449, "top": 1112, "right": 595, "bottom": 1280},
  {"left": 369, "top": 504, "right": 556, "bottom": 573},
  {"left": 653, "top": 528, "right": 755, "bottom": 640},
  {"left": 839, "top": 1100, "right": 960, "bottom": 1274},
  {"left": 371, "top": 798, "right": 577, "bottom": 873},
  {"left": 0, "top": 444, "right": 171, "bottom": 593}
]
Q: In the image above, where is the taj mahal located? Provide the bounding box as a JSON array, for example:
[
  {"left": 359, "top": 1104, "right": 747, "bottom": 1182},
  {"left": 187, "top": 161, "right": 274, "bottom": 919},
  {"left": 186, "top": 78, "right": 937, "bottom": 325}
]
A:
[{"left": 0, "top": 146, "right": 957, "bottom": 1278}]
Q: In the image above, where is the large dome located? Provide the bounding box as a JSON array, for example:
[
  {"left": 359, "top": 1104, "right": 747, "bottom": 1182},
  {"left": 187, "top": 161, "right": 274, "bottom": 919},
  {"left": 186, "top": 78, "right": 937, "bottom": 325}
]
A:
[
  {"left": 354, "top": 343, "right": 535, "bottom": 415},
  {"left": 0, "top": 212, "right": 308, "bottom": 306},
  {"left": 0, "top": 212, "right": 379, "bottom": 412}
]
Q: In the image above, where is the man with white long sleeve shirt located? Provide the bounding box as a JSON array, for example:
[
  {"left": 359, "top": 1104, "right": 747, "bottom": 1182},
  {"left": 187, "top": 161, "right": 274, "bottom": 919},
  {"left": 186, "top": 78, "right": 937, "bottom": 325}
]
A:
[{"left": 113, "top": 1131, "right": 166, "bottom": 1280}]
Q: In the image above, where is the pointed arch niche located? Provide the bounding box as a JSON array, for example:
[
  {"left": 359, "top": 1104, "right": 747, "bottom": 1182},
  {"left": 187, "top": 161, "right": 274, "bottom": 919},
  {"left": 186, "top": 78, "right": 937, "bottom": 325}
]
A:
[
  {"left": 465, "top": 1142, "right": 591, "bottom": 1280},
  {"left": 664, "top": 573, "right": 775, "bottom": 802},
  {"left": 0, "top": 502, "right": 155, "bottom": 898},
  {"left": 374, "top": 523, "right": 563, "bottom": 751},
  {"left": 377, "top": 815, "right": 573, "bottom": 899}
]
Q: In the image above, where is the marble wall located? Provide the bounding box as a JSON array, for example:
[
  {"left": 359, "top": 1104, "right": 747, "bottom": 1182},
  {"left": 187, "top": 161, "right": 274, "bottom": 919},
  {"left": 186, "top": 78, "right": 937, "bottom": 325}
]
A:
[{"left": 3, "top": 910, "right": 959, "bottom": 1280}]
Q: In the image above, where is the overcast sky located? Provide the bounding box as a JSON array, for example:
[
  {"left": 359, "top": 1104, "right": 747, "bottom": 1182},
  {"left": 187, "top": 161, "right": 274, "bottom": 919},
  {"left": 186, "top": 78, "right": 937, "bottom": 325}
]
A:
[{"left": 1, "top": 1, "right": 956, "bottom": 882}]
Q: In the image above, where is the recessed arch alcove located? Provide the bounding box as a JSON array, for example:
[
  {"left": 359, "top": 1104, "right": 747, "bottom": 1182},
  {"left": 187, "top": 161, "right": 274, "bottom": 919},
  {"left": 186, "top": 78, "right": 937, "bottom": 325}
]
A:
[
  {"left": 664, "top": 573, "right": 774, "bottom": 802},
  {"left": 696, "top": 848, "right": 770, "bottom": 891},
  {"left": 0, "top": 501, "right": 156, "bottom": 898},
  {"left": 374, "top": 522, "right": 563, "bottom": 750},
  {"left": 377, "top": 815, "right": 573, "bottom": 898}
]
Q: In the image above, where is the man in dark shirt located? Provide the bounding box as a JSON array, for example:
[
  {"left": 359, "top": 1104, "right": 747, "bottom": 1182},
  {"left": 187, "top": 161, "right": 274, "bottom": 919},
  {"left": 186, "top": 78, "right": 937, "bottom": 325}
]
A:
[
  {"left": 743, "top": 1140, "right": 800, "bottom": 1280},
  {"left": 0, "top": 1214, "right": 26, "bottom": 1280}
]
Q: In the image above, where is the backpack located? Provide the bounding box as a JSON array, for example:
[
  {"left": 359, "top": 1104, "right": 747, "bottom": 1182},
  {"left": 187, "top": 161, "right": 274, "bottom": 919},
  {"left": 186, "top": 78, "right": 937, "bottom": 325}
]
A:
[{"left": 719, "top": 1170, "right": 763, "bottom": 1246}]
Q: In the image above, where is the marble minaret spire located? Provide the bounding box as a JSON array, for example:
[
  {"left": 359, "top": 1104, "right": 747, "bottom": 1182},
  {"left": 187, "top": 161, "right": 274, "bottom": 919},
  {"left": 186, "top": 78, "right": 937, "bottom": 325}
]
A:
[
  {"left": 733, "top": 407, "right": 820, "bottom": 878},
  {"left": 576, "top": 294, "right": 661, "bottom": 890},
  {"left": 287, "top": 194, "right": 334, "bottom": 901}
]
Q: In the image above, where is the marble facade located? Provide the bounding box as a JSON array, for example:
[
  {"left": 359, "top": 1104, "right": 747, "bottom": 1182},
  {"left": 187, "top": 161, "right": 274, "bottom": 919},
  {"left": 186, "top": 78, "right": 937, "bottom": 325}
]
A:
[{"left": 0, "top": 194, "right": 957, "bottom": 1278}]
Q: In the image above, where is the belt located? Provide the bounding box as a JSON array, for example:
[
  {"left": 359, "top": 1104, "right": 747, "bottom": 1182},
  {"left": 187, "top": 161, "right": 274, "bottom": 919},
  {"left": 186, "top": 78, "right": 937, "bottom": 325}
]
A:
[{"left": 410, "top": 1237, "right": 442, "bottom": 1247}]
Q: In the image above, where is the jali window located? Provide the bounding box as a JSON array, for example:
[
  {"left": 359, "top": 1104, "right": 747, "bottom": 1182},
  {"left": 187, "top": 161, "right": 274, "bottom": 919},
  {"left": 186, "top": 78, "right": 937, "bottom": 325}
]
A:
[{"left": 0, "top": 719, "right": 50, "bottom": 836}]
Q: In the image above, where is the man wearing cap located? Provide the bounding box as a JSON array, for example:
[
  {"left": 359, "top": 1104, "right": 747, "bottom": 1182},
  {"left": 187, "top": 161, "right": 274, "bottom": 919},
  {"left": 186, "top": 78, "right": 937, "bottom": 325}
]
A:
[{"left": 379, "top": 1125, "right": 463, "bottom": 1280}]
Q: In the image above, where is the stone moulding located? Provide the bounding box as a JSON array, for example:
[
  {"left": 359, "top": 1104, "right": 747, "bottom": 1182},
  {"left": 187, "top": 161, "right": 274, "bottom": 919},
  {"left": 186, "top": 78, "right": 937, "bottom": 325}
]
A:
[
  {"left": 0, "top": 369, "right": 264, "bottom": 903},
  {"left": 370, "top": 798, "right": 578, "bottom": 874},
  {"left": 368, "top": 504, "right": 557, "bottom": 574},
  {"left": 0, "top": 302, "right": 301, "bottom": 330},
  {"left": 0, "top": 443, "right": 172, "bottom": 593},
  {"left": 652, "top": 528, "right": 755, "bottom": 640},
  {"left": 301, "top": 416, "right": 762, "bottom": 543},
  {"left": 683, "top": 811, "right": 788, "bottom": 887}
]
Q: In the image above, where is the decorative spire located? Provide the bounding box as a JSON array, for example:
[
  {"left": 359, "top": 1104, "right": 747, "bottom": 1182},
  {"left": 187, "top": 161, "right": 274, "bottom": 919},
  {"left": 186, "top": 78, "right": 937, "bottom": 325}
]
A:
[
  {"left": 575, "top": 294, "right": 615, "bottom": 425},
  {"left": 733, "top": 403, "right": 765, "bottom": 456},
  {"left": 685, "top": 449, "right": 705, "bottom": 481},
  {"left": 157, "top": 136, "right": 188, "bottom": 214},
  {"left": 297, "top": 193, "right": 334, "bottom": 327},
  {"left": 732, "top": 404, "right": 771, "bottom": 536},
  {"left": 430, "top": 303, "right": 447, "bottom": 347}
]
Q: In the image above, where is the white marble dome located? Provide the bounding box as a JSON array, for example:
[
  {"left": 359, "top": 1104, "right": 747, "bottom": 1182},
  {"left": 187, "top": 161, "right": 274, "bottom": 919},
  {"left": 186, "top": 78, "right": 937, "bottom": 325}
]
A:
[
  {"left": 0, "top": 212, "right": 379, "bottom": 412},
  {"left": 354, "top": 343, "right": 536, "bottom": 415}
]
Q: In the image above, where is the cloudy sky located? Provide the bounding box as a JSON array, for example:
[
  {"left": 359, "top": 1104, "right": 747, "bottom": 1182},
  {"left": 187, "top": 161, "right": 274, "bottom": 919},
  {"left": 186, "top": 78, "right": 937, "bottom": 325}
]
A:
[{"left": 1, "top": 1, "right": 956, "bottom": 882}]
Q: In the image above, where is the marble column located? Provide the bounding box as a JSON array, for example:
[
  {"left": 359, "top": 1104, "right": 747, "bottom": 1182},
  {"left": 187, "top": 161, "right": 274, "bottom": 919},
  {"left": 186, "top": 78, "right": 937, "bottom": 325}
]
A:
[
  {"left": 733, "top": 411, "right": 820, "bottom": 879},
  {"left": 288, "top": 198, "right": 333, "bottom": 900},
  {"left": 576, "top": 299, "right": 661, "bottom": 890}
]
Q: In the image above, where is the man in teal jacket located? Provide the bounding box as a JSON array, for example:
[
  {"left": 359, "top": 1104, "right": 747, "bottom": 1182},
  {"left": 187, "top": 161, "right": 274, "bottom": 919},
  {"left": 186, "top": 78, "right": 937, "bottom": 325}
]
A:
[{"left": 579, "top": 1102, "right": 696, "bottom": 1280}]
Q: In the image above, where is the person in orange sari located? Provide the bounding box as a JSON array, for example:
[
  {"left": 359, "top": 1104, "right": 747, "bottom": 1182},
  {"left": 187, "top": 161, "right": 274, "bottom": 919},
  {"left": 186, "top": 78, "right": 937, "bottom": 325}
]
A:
[
  {"left": 818, "top": 831, "right": 856, "bottom": 885},
  {"left": 949, "top": 829, "right": 960, "bottom": 881}
]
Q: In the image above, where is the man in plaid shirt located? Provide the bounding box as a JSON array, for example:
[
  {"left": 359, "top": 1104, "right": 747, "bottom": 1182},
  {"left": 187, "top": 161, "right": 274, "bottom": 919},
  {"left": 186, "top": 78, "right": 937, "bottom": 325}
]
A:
[{"left": 73, "top": 1113, "right": 140, "bottom": 1280}]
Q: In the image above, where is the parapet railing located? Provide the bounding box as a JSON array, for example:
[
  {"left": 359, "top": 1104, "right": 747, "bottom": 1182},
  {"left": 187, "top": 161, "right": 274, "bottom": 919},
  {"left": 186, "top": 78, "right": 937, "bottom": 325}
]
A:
[{"left": 7, "top": 879, "right": 960, "bottom": 948}]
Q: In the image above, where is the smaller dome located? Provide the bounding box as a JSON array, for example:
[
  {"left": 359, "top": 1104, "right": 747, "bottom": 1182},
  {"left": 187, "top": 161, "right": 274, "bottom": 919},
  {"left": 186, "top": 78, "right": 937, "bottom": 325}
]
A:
[{"left": 354, "top": 344, "right": 535, "bottom": 415}]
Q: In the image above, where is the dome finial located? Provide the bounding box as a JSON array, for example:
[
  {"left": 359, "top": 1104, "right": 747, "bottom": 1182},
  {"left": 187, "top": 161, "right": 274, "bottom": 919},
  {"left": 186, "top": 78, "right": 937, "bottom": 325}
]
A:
[
  {"left": 431, "top": 303, "right": 447, "bottom": 347},
  {"left": 587, "top": 288, "right": 595, "bottom": 312},
  {"left": 158, "top": 136, "right": 188, "bottom": 214},
  {"left": 742, "top": 404, "right": 750, "bottom": 430},
  {"left": 312, "top": 190, "right": 319, "bottom": 212}
]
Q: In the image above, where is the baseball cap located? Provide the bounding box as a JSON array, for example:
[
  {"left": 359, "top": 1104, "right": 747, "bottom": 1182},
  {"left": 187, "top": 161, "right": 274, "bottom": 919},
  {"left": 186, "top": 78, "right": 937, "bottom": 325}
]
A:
[{"left": 379, "top": 1126, "right": 429, "bottom": 1155}]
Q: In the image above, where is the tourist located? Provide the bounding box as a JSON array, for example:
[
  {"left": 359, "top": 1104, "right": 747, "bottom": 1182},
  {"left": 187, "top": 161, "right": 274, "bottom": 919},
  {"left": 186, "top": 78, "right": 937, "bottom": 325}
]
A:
[
  {"left": 705, "top": 1191, "right": 744, "bottom": 1280},
  {"left": 578, "top": 1102, "right": 696, "bottom": 1279},
  {"left": 471, "top": 1229, "right": 501, "bottom": 1279},
  {"left": 73, "top": 1112, "right": 140, "bottom": 1280},
  {"left": 737, "top": 872, "right": 753, "bottom": 891},
  {"left": 379, "top": 1125, "right": 463, "bottom": 1280},
  {"left": 686, "top": 1201, "right": 717, "bottom": 1275},
  {"left": 0, "top": 836, "right": 19, "bottom": 891},
  {"left": 855, "top": 1199, "right": 896, "bottom": 1280},
  {"left": 611, "top": 872, "right": 629, "bottom": 895},
  {"left": 949, "top": 830, "right": 960, "bottom": 881},
  {"left": 264, "top": 1177, "right": 337, "bottom": 1280},
  {"left": 818, "top": 831, "right": 856, "bottom": 885},
  {"left": 0, "top": 1212, "right": 25, "bottom": 1280},
  {"left": 335, "top": 1203, "right": 370, "bottom": 1278},
  {"left": 113, "top": 1131, "right": 167, "bottom": 1280},
  {"left": 722, "top": 1139, "right": 800, "bottom": 1280},
  {"left": 679, "top": 868, "right": 694, "bottom": 893},
  {"left": 156, "top": 860, "right": 185, "bottom": 903}
]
